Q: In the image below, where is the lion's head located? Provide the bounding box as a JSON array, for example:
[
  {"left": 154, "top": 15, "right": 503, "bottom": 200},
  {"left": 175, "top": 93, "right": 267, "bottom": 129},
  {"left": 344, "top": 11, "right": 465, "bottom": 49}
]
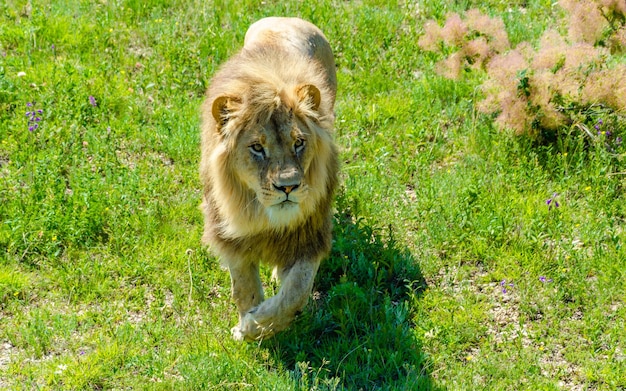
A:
[{"left": 200, "top": 48, "right": 337, "bottom": 240}]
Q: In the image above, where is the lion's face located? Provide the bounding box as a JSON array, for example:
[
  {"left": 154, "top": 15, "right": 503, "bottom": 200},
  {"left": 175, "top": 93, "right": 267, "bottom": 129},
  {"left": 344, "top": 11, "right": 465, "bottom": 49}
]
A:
[
  {"left": 204, "top": 83, "right": 333, "bottom": 234},
  {"left": 233, "top": 104, "right": 314, "bottom": 226}
]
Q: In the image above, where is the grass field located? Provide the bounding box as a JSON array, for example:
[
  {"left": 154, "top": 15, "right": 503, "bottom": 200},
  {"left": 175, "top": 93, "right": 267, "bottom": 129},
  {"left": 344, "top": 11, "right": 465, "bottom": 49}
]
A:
[{"left": 1, "top": 0, "right": 625, "bottom": 389}]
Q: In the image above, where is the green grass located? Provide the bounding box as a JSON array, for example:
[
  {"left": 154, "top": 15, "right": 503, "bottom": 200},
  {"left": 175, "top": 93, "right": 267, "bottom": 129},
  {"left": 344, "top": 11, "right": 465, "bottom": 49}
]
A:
[{"left": 1, "top": 0, "right": 625, "bottom": 389}]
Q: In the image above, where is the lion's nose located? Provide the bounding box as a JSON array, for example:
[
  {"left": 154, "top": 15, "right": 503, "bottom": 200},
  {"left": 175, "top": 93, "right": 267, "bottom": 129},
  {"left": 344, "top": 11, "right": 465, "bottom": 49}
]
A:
[{"left": 274, "top": 183, "right": 300, "bottom": 195}]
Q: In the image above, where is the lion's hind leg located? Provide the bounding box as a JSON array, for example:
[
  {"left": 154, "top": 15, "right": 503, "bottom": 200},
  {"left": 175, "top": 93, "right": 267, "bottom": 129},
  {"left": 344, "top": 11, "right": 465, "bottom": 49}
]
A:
[{"left": 232, "top": 259, "right": 320, "bottom": 341}]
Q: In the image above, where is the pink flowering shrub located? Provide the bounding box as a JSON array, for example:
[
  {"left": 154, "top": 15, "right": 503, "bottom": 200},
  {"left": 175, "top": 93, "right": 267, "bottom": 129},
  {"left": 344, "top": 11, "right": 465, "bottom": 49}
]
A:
[
  {"left": 560, "top": 0, "right": 626, "bottom": 51},
  {"left": 419, "top": 2, "right": 626, "bottom": 138},
  {"left": 479, "top": 32, "right": 626, "bottom": 136},
  {"left": 418, "top": 9, "right": 510, "bottom": 80}
]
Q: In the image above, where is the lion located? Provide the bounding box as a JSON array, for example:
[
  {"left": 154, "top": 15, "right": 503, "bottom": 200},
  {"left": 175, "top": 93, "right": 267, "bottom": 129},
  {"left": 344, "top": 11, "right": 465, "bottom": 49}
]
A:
[{"left": 199, "top": 17, "right": 339, "bottom": 341}]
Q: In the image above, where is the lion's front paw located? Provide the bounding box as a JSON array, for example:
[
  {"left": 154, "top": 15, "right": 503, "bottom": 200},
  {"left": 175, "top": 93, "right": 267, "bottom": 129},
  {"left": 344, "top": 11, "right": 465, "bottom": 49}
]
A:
[
  {"left": 231, "top": 312, "right": 275, "bottom": 342},
  {"left": 230, "top": 325, "right": 246, "bottom": 341}
]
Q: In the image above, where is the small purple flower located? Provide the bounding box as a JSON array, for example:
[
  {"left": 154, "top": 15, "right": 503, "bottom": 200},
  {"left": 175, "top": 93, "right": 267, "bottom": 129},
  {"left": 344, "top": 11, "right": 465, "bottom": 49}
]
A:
[
  {"left": 595, "top": 119, "right": 604, "bottom": 132},
  {"left": 546, "top": 193, "right": 560, "bottom": 210},
  {"left": 500, "top": 280, "right": 514, "bottom": 294},
  {"left": 26, "top": 102, "right": 42, "bottom": 132},
  {"left": 539, "top": 276, "right": 553, "bottom": 283},
  {"left": 616, "top": 137, "right": 622, "bottom": 145},
  {"left": 89, "top": 95, "right": 97, "bottom": 107}
]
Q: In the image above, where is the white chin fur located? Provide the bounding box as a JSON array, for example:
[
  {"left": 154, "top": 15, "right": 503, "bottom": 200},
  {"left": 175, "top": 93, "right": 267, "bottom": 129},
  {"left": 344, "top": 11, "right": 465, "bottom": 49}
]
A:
[{"left": 266, "top": 202, "right": 303, "bottom": 227}]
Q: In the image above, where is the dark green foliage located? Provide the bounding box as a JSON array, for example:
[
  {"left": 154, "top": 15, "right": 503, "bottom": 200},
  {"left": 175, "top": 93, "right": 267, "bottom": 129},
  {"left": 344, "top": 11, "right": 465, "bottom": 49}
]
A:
[{"left": 265, "top": 199, "right": 430, "bottom": 390}]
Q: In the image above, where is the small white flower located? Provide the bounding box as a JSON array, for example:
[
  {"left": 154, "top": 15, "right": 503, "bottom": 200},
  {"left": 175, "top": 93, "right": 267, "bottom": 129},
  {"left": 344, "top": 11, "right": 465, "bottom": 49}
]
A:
[
  {"left": 17, "top": 71, "right": 26, "bottom": 77},
  {"left": 54, "top": 364, "right": 67, "bottom": 375}
]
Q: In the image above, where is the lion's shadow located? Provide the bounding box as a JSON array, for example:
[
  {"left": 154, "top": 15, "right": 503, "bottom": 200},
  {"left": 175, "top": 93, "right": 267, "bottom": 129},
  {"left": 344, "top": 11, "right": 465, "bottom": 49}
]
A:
[{"left": 262, "top": 199, "right": 436, "bottom": 390}]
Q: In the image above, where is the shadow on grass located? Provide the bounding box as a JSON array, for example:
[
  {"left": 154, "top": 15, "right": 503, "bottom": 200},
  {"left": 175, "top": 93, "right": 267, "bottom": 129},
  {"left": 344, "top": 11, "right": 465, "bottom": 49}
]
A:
[{"left": 262, "top": 196, "right": 436, "bottom": 390}]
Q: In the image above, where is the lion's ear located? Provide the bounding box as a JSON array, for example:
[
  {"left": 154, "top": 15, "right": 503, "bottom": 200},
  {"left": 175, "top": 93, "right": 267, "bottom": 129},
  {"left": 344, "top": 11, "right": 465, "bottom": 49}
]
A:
[
  {"left": 211, "top": 95, "right": 237, "bottom": 128},
  {"left": 296, "top": 84, "right": 321, "bottom": 112}
]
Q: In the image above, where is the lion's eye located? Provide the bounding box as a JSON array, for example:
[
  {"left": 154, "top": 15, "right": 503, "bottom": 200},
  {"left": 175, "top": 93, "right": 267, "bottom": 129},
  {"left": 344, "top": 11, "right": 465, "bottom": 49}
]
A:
[
  {"left": 250, "top": 143, "right": 265, "bottom": 158},
  {"left": 294, "top": 138, "right": 305, "bottom": 153}
]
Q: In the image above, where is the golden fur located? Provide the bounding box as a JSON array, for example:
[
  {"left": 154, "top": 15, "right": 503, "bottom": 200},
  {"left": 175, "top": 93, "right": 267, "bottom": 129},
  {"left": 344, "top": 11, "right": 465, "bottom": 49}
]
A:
[{"left": 199, "top": 17, "right": 338, "bottom": 341}]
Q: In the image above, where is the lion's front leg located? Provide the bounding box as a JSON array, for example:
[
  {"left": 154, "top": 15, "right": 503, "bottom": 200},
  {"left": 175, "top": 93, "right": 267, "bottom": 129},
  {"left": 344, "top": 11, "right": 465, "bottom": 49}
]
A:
[
  {"left": 233, "top": 259, "right": 320, "bottom": 341},
  {"left": 228, "top": 261, "right": 264, "bottom": 339}
]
